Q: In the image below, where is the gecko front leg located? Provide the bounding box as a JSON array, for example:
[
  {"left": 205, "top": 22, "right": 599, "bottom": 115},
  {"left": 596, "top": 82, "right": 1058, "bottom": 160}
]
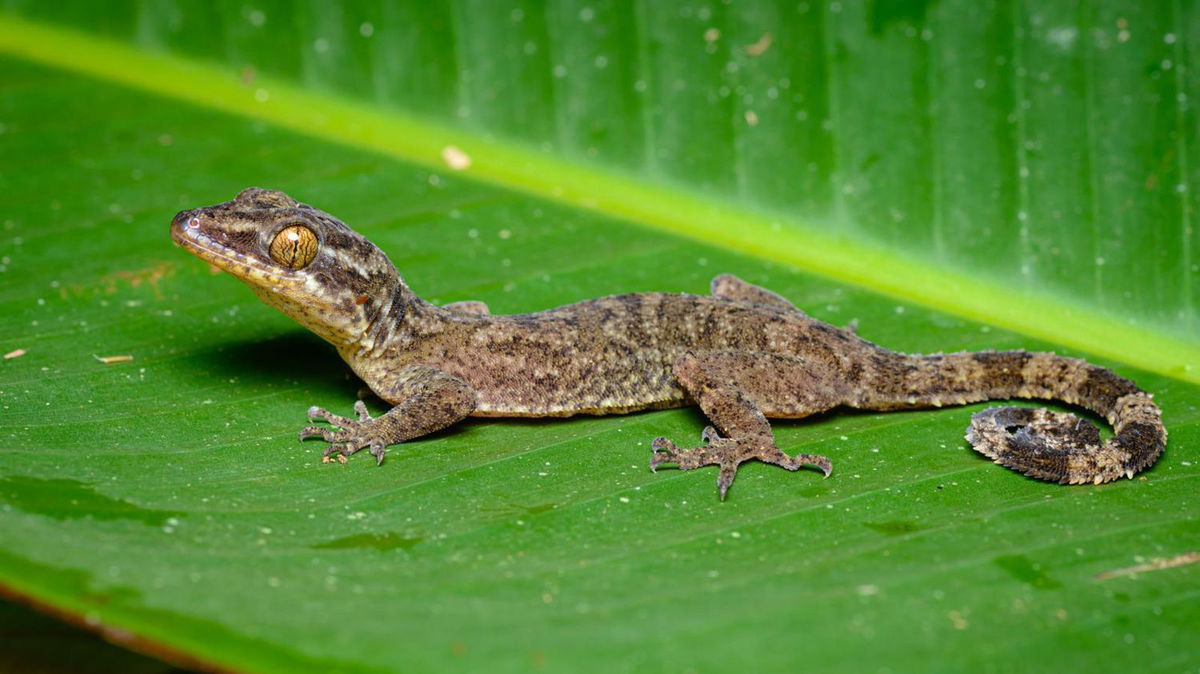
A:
[
  {"left": 301, "top": 366, "right": 476, "bottom": 464},
  {"left": 650, "top": 351, "right": 840, "bottom": 499}
]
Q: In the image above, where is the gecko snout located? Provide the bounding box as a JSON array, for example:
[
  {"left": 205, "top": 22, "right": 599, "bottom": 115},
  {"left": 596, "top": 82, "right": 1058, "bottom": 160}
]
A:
[
  {"left": 169, "top": 208, "right": 203, "bottom": 246},
  {"left": 171, "top": 208, "right": 199, "bottom": 231}
]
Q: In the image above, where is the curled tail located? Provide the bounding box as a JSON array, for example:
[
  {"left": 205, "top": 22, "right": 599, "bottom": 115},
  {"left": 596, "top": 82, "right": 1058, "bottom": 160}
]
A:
[{"left": 866, "top": 350, "right": 1166, "bottom": 484}]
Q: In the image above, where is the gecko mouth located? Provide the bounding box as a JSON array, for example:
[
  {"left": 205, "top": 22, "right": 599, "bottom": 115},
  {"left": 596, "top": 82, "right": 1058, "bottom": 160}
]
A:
[{"left": 170, "top": 210, "right": 296, "bottom": 286}]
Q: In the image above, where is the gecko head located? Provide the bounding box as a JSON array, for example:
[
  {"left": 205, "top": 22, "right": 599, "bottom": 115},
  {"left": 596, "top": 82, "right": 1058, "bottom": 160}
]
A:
[{"left": 171, "top": 187, "right": 405, "bottom": 347}]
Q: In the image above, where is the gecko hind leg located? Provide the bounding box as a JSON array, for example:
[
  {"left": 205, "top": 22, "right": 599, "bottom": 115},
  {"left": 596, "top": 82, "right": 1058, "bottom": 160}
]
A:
[{"left": 650, "top": 352, "right": 839, "bottom": 499}]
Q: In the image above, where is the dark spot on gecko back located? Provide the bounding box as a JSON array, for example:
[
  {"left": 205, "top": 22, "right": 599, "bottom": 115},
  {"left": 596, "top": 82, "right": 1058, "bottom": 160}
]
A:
[
  {"left": 971, "top": 351, "right": 1033, "bottom": 391},
  {"left": 1076, "top": 368, "right": 1140, "bottom": 411}
]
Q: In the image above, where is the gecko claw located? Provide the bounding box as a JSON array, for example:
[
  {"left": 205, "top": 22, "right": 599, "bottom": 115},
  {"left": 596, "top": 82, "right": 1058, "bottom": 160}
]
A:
[
  {"left": 649, "top": 437, "right": 681, "bottom": 473},
  {"left": 782, "top": 453, "right": 833, "bottom": 478},
  {"left": 717, "top": 462, "right": 738, "bottom": 501},
  {"left": 369, "top": 442, "right": 387, "bottom": 465}
]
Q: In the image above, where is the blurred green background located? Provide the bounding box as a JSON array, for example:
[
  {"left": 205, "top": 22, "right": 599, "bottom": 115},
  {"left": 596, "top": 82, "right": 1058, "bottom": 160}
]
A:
[
  {"left": 0, "top": 1, "right": 1196, "bottom": 672},
  {"left": 6, "top": 0, "right": 1196, "bottom": 340}
]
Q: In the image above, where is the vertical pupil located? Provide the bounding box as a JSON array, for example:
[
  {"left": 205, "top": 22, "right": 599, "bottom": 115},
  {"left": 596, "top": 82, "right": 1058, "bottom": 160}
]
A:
[
  {"left": 286, "top": 231, "right": 301, "bottom": 263},
  {"left": 272, "top": 226, "right": 315, "bottom": 269}
]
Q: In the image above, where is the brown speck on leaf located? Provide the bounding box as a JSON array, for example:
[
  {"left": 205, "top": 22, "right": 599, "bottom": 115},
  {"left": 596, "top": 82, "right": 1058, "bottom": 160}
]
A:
[
  {"left": 93, "top": 354, "right": 134, "bottom": 364},
  {"left": 103, "top": 262, "right": 176, "bottom": 299},
  {"left": 1095, "top": 551, "right": 1200, "bottom": 580},
  {"left": 4, "top": 348, "right": 26, "bottom": 360},
  {"left": 745, "top": 32, "right": 773, "bottom": 56},
  {"left": 241, "top": 66, "right": 256, "bottom": 85},
  {"left": 451, "top": 641, "right": 466, "bottom": 657}
]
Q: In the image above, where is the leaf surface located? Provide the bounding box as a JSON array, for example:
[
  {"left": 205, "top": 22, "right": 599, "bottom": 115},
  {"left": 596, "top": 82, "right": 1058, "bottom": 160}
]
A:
[{"left": 0, "top": 4, "right": 1197, "bottom": 673}]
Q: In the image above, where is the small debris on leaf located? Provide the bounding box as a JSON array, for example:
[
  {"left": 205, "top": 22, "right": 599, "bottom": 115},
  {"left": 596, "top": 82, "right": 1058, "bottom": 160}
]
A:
[
  {"left": 441, "top": 145, "right": 472, "bottom": 171},
  {"left": 745, "top": 32, "right": 773, "bottom": 56}
]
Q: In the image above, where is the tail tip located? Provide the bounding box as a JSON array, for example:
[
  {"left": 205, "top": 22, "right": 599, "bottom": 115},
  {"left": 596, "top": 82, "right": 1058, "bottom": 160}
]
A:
[{"left": 967, "top": 406, "right": 1112, "bottom": 484}]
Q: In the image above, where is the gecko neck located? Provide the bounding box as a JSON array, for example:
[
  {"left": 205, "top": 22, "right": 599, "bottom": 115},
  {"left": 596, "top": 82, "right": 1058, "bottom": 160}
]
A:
[
  {"left": 342, "top": 279, "right": 414, "bottom": 360},
  {"left": 343, "top": 283, "right": 470, "bottom": 361}
]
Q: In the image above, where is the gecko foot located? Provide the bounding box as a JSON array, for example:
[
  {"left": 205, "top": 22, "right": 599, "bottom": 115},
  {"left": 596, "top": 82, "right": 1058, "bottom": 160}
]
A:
[
  {"left": 300, "top": 401, "right": 389, "bottom": 465},
  {"left": 650, "top": 426, "right": 832, "bottom": 500}
]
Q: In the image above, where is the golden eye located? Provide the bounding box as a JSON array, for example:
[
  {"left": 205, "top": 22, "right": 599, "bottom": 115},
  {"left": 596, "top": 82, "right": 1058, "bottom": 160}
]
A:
[{"left": 269, "top": 225, "right": 317, "bottom": 269}]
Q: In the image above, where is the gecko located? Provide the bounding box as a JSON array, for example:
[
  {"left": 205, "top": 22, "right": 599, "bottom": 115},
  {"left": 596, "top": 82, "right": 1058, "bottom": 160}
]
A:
[{"left": 170, "top": 188, "right": 1167, "bottom": 499}]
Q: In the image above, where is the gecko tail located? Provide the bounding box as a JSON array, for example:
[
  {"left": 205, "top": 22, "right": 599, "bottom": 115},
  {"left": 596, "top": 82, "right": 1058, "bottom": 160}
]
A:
[
  {"left": 966, "top": 406, "right": 1123, "bottom": 484},
  {"left": 963, "top": 353, "right": 1166, "bottom": 485}
]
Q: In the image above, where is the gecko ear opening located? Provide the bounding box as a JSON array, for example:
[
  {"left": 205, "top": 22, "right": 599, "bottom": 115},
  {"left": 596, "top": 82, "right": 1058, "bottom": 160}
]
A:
[{"left": 269, "top": 224, "right": 318, "bottom": 269}]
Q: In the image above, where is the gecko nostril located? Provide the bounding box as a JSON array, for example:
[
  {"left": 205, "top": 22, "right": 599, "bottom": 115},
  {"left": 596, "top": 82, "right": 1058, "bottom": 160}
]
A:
[{"left": 171, "top": 209, "right": 201, "bottom": 230}]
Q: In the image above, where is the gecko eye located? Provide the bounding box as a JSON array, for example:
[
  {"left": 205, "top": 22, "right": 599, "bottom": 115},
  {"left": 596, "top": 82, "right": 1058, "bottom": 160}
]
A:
[{"left": 269, "top": 225, "right": 318, "bottom": 269}]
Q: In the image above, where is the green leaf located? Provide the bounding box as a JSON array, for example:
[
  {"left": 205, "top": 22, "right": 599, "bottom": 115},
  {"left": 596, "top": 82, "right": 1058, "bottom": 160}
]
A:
[{"left": 0, "top": 3, "right": 1197, "bottom": 673}]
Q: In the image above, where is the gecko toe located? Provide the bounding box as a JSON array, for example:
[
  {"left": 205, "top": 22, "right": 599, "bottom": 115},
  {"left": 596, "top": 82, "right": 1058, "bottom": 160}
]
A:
[
  {"left": 717, "top": 462, "right": 738, "bottom": 500},
  {"left": 771, "top": 450, "right": 833, "bottom": 477},
  {"left": 649, "top": 437, "right": 678, "bottom": 472},
  {"left": 354, "top": 400, "right": 372, "bottom": 422},
  {"left": 651, "top": 436, "right": 676, "bottom": 452},
  {"left": 321, "top": 444, "right": 344, "bottom": 463},
  {"left": 307, "top": 406, "right": 356, "bottom": 427},
  {"left": 798, "top": 454, "right": 833, "bottom": 477},
  {"left": 369, "top": 442, "right": 387, "bottom": 465},
  {"left": 300, "top": 425, "right": 335, "bottom": 442}
]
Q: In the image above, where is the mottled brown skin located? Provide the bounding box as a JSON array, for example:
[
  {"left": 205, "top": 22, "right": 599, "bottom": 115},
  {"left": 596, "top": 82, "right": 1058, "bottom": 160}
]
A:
[{"left": 171, "top": 189, "right": 1168, "bottom": 498}]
